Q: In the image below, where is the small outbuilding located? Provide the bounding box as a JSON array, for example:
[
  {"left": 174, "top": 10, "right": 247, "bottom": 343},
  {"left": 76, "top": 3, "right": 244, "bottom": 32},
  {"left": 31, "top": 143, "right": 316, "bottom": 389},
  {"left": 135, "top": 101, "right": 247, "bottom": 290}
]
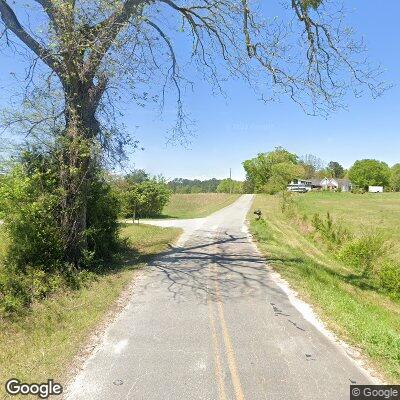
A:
[{"left": 369, "top": 186, "right": 384, "bottom": 193}]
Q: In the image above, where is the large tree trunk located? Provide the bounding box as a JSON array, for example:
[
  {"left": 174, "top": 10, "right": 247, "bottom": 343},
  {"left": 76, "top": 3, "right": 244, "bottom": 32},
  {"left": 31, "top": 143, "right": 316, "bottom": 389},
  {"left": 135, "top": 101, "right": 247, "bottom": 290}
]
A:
[{"left": 60, "top": 82, "right": 101, "bottom": 266}]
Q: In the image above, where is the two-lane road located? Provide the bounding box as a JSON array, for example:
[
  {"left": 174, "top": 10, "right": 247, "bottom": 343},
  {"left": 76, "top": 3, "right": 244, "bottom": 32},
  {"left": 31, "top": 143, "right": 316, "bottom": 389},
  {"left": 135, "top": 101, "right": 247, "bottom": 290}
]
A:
[{"left": 66, "top": 194, "right": 374, "bottom": 400}]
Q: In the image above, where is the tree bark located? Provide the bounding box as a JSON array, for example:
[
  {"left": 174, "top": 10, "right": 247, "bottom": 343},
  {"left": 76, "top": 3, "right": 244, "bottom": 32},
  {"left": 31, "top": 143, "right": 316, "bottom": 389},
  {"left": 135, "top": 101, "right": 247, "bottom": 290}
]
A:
[{"left": 60, "top": 82, "right": 101, "bottom": 266}]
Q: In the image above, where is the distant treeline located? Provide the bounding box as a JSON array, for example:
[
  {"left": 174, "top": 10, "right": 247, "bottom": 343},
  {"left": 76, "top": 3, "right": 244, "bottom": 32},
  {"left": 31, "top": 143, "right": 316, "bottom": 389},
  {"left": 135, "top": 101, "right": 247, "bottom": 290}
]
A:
[
  {"left": 167, "top": 178, "right": 221, "bottom": 193},
  {"left": 106, "top": 171, "right": 245, "bottom": 198},
  {"left": 167, "top": 178, "right": 244, "bottom": 194}
]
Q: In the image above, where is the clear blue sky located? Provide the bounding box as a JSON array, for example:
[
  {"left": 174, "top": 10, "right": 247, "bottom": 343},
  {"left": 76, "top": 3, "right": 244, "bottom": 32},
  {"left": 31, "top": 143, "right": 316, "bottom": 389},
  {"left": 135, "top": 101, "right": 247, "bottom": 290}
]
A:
[{"left": 0, "top": 1, "right": 399, "bottom": 180}]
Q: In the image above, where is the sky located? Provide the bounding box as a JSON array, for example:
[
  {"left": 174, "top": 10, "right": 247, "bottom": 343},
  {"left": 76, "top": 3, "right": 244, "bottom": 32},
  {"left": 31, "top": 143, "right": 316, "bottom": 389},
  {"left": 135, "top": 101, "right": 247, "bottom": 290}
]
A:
[{"left": 0, "top": 1, "right": 399, "bottom": 180}]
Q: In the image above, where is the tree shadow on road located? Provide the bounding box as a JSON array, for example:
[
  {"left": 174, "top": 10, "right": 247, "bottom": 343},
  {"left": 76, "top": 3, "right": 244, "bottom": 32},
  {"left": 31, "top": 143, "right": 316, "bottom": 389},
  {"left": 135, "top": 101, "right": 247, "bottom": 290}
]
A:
[{"left": 137, "top": 229, "right": 289, "bottom": 304}]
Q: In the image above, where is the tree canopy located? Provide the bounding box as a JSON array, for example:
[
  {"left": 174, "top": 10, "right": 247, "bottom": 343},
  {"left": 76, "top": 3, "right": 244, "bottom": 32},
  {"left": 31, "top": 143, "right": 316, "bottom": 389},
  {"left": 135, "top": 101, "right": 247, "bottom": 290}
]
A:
[
  {"left": 348, "top": 159, "right": 391, "bottom": 190},
  {"left": 118, "top": 176, "right": 171, "bottom": 219},
  {"left": 0, "top": 0, "right": 388, "bottom": 265},
  {"left": 327, "top": 161, "right": 345, "bottom": 179},
  {"left": 216, "top": 179, "right": 243, "bottom": 194},
  {"left": 390, "top": 164, "right": 400, "bottom": 192},
  {"left": 243, "top": 147, "right": 304, "bottom": 194}
]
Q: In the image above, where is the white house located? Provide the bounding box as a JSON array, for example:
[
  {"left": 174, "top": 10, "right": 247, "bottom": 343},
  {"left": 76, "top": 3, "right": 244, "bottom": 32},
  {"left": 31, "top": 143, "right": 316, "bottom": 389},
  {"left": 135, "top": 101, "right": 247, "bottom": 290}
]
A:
[
  {"left": 320, "top": 178, "right": 352, "bottom": 192},
  {"left": 369, "top": 186, "right": 384, "bottom": 193},
  {"left": 288, "top": 177, "right": 352, "bottom": 192}
]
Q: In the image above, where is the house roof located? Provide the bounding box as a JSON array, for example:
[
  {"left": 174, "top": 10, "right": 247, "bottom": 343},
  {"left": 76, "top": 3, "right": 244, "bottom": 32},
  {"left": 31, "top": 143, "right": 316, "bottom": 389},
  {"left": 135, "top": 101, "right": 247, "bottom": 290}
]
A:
[
  {"left": 320, "top": 177, "right": 352, "bottom": 186},
  {"left": 335, "top": 178, "right": 352, "bottom": 186}
]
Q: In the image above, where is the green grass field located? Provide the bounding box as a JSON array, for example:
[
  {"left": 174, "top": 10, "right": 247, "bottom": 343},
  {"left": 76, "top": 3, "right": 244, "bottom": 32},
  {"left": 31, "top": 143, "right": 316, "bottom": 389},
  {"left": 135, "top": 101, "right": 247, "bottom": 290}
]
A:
[
  {"left": 0, "top": 224, "right": 181, "bottom": 399},
  {"left": 162, "top": 193, "right": 241, "bottom": 218},
  {"left": 250, "top": 193, "right": 400, "bottom": 382},
  {"left": 294, "top": 192, "right": 400, "bottom": 260}
]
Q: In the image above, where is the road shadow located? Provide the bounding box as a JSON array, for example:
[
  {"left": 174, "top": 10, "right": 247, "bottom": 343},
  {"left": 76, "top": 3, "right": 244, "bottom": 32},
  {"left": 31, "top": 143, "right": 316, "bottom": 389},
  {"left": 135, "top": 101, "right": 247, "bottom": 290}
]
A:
[{"left": 136, "top": 229, "right": 288, "bottom": 304}]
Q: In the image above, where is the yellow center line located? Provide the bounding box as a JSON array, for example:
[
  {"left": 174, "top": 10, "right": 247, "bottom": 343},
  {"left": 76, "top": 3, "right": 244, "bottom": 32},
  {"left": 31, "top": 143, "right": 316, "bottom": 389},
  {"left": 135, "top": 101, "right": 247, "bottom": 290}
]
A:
[
  {"left": 214, "top": 277, "right": 246, "bottom": 400},
  {"left": 207, "top": 289, "right": 228, "bottom": 400}
]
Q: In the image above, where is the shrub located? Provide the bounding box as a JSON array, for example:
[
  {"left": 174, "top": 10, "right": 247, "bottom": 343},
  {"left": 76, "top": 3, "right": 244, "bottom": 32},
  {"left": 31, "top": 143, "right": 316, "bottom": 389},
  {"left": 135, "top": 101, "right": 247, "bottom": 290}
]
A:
[
  {"left": 0, "top": 264, "right": 96, "bottom": 319},
  {"left": 351, "top": 187, "right": 366, "bottom": 194},
  {"left": 122, "top": 179, "right": 171, "bottom": 219},
  {"left": 311, "top": 212, "right": 351, "bottom": 246},
  {"left": 86, "top": 174, "right": 121, "bottom": 265},
  {"left": 0, "top": 268, "right": 30, "bottom": 317},
  {"left": 337, "top": 233, "right": 388, "bottom": 276},
  {"left": 280, "top": 191, "right": 296, "bottom": 215},
  {"left": 251, "top": 218, "right": 274, "bottom": 242},
  {"left": 379, "top": 261, "right": 400, "bottom": 294},
  {"left": 0, "top": 165, "right": 64, "bottom": 271},
  {"left": 0, "top": 155, "right": 118, "bottom": 318}
]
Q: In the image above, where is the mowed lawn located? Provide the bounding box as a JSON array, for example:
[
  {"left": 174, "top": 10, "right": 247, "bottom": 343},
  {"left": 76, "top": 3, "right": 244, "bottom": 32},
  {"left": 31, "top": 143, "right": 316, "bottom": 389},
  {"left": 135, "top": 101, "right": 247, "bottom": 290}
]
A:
[
  {"left": 295, "top": 192, "right": 400, "bottom": 260},
  {"left": 250, "top": 194, "right": 400, "bottom": 382},
  {"left": 0, "top": 224, "right": 181, "bottom": 399},
  {"left": 162, "top": 193, "right": 241, "bottom": 219}
]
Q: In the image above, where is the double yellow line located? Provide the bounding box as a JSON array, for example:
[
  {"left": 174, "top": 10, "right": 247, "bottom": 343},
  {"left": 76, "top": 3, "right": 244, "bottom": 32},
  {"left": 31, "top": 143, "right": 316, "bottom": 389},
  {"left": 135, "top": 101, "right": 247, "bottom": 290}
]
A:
[{"left": 207, "top": 263, "right": 246, "bottom": 400}]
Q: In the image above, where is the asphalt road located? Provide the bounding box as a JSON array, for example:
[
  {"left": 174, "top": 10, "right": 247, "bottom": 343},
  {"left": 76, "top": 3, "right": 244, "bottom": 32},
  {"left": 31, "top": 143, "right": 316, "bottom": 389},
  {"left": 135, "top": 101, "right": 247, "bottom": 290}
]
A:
[{"left": 65, "top": 194, "right": 374, "bottom": 400}]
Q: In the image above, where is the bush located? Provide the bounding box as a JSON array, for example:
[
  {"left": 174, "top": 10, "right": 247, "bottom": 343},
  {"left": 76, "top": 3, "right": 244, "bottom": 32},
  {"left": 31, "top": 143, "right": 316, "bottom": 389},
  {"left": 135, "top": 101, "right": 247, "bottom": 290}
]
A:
[
  {"left": 0, "top": 268, "right": 30, "bottom": 317},
  {"left": 351, "top": 187, "right": 366, "bottom": 194},
  {"left": 139, "top": 180, "right": 171, "bottom": 217},
  {"left": 251, "top": 218, "right": 274, "bottom": 242},
  {"left": 379, "top": 261, "right": 400, "bottom": 294},
  {"left": 122, "top": 179, "right": 171, "bottom": 219},
  {"left": 0, "top": 264, "right": 96, "bottom": 319},
  {"left": 311, "top": 212, "right": 351, "bottom": 246},
  {"left": 0, "top": 164, "right": 64, "bottom": 271},
  {"left": 86, "top": 175, "right": 121, "bottom": 264},
  {"left": 337, "top": 233, "right": 388, "bottom": 276},
  {"left": 280, "top": 191, "right": 296, "bottom": 215},
  {"left": 0, "top": 155, "right": 118, "bottom": 318}
]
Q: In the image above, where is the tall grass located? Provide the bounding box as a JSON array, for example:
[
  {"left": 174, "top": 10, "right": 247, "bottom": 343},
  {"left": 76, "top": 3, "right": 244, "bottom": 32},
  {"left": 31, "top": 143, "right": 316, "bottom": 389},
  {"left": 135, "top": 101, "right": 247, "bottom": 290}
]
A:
[
  {"left": 0, "top": 226, "right": 8, "bottom": 259},
  {"left": 283, "top": 194, "right": 400, "bottom": 297},
  {"left": 250, "top": 194, "right": 400, "bottom": 382}
]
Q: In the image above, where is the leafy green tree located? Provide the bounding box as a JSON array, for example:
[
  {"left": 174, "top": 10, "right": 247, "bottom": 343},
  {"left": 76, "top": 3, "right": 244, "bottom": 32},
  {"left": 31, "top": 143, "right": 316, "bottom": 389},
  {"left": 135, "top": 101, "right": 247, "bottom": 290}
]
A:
[
  {"left": 348, "top": 159, "right": 391, "bottom": 190},
  {"left": 265, "top": 162, "right": 305, "bottom": 194},
  {"left": 217, "top": 179, "right": 243, "bottom": 194},
  {"left": 327, "top": 161, "right": 345, "bottom": 178},
  {"left": 139, "top": 181, "right": 171, "bottom": 217},
  {"left": 126, "top": 170, "right": 150, "bottom": 185},
  {"left": 390, "top": 164, "right": 400, "bottom": 192},
  {"left": 122, "top": 179, "right": 171, "bottom": 220},
  {"left": 243, "top": 147, "right": 303, "bottom": 193},
  {"left": 123, "top": 186, "right": 146, "bottom": 223},
  {"left": 0, "top": 0, "right": 386, "bottom": 266},
  {"left": 243, "top": 154, "right": 271, "bottom": 193}
]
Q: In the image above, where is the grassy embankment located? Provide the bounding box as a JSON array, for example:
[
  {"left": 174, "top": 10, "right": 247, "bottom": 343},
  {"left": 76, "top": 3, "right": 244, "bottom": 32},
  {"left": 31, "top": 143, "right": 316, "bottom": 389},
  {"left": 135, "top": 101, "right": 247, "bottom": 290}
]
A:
[
  {"left": 250, "top": 192, "right": 400, "bottom": 382},
  {"left": 0, "top": 223, "right": 181, "bottom": 399},
  {"left": 162, "top": 193, "right": 241, "bottom": 219}
]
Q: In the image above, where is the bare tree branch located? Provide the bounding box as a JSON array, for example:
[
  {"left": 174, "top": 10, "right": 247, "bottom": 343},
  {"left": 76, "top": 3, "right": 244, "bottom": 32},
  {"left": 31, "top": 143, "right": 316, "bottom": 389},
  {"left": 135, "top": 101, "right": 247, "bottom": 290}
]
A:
[
  {"left": 0, "top": 0, "right": 61, "bottom": 74},
  {"left": 84, "top": 0, "right": 149, "bottom": 79}
]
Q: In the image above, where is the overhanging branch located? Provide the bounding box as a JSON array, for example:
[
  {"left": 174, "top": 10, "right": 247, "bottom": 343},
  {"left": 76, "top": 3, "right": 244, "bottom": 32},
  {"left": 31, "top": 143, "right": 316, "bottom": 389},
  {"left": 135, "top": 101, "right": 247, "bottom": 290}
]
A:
[{"left": 0, "top": 0, "right": 61, "bottom": 74}]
